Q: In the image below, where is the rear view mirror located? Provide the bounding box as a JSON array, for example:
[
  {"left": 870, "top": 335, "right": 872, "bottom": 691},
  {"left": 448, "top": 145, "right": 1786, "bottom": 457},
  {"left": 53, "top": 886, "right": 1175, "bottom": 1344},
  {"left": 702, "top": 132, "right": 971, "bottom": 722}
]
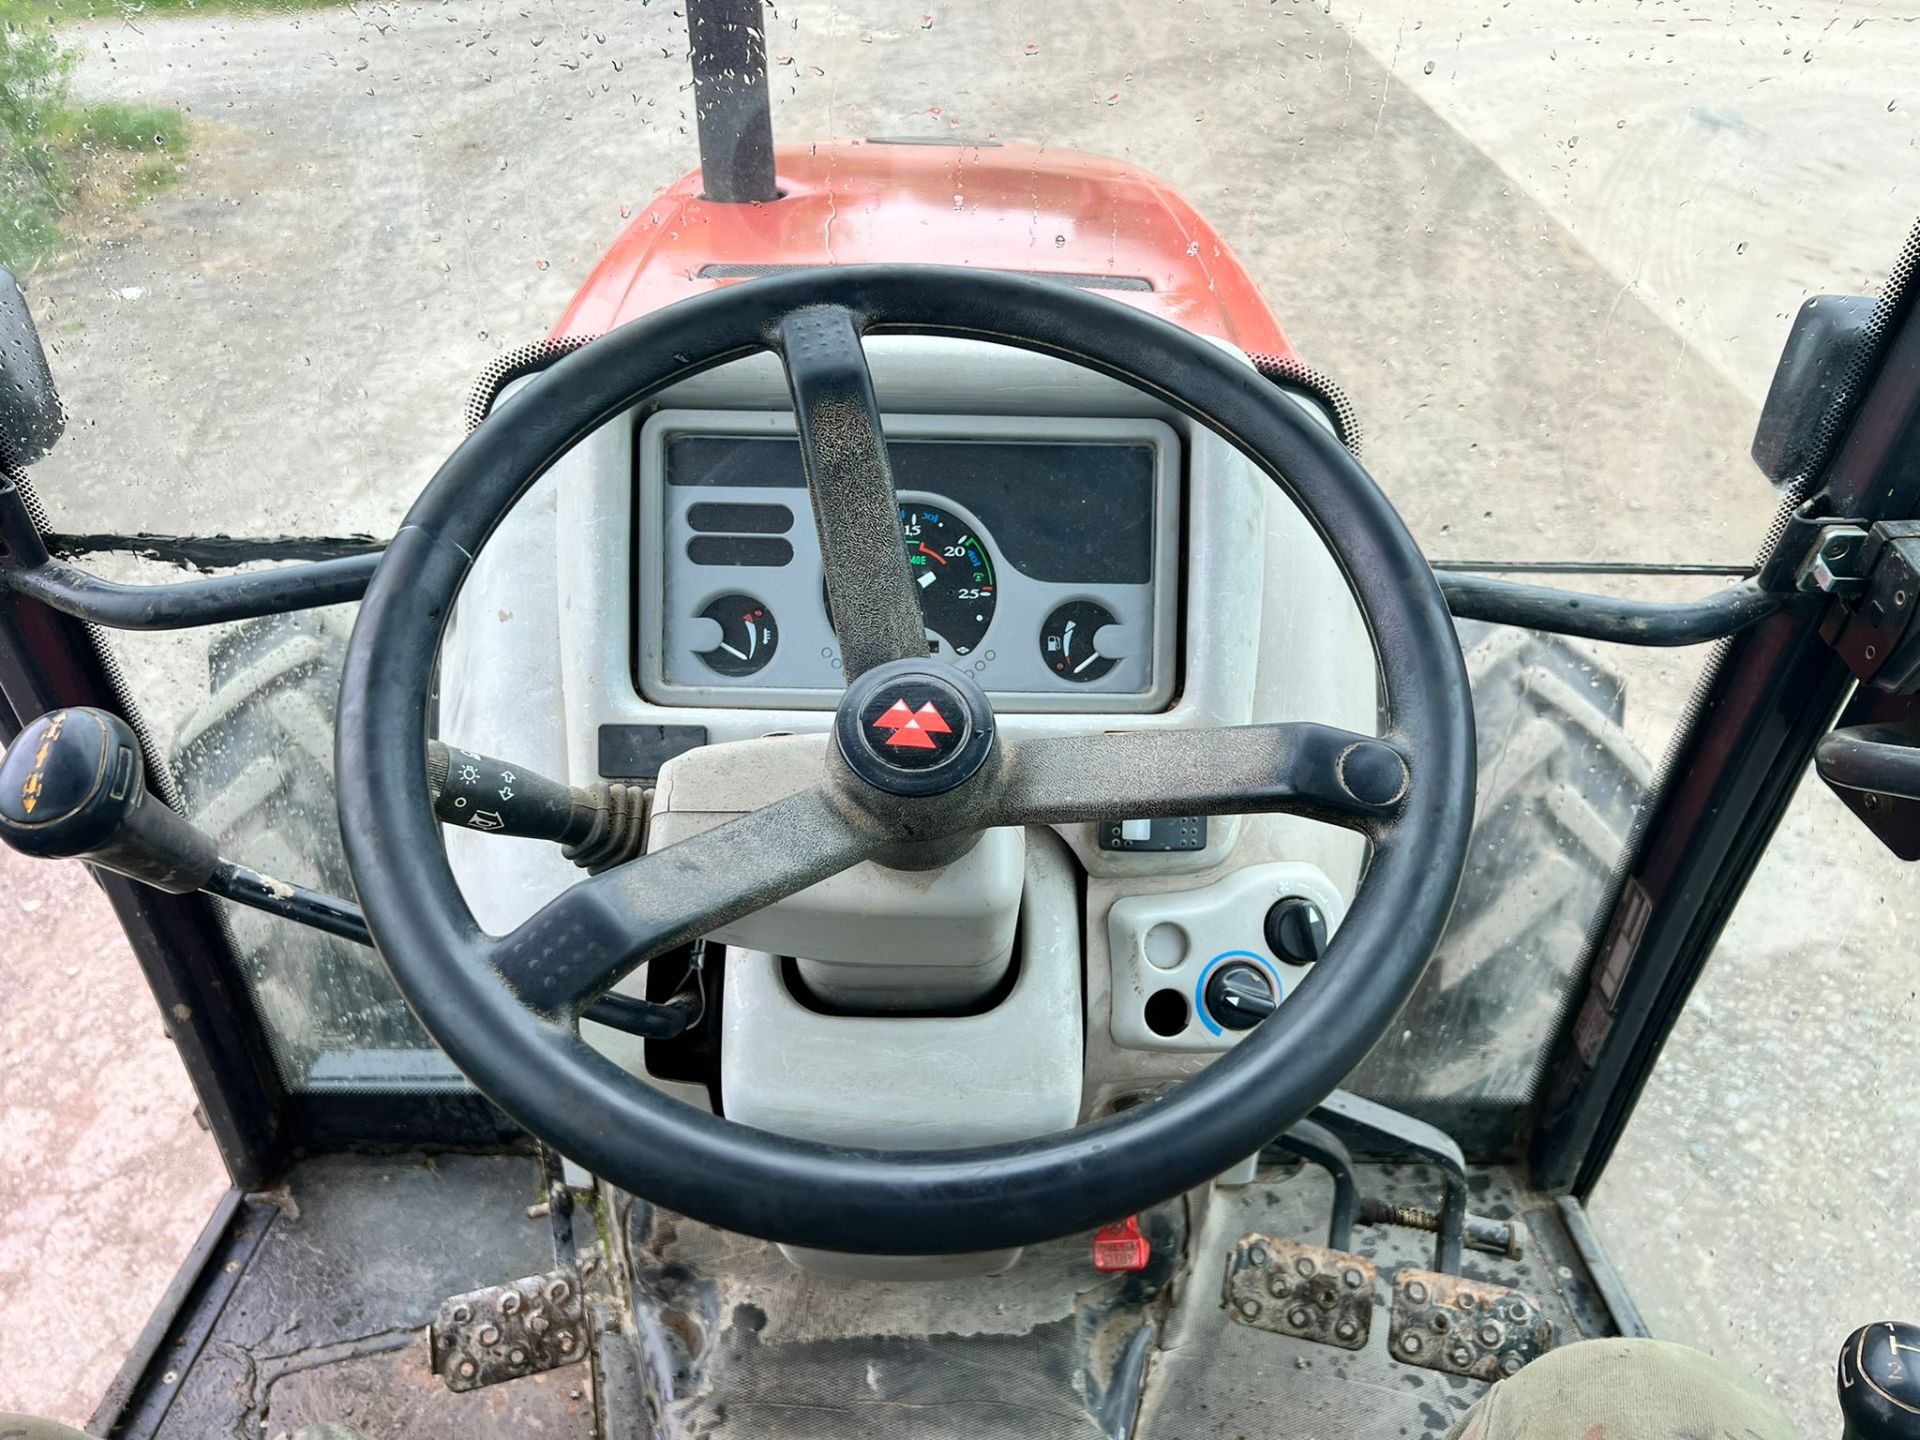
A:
[
  {"left": 0, "top": 265, "right": 64, "bottom": 467},
  {"left": 1751, "top": 293, "right": 1877, "bottom": 488}
]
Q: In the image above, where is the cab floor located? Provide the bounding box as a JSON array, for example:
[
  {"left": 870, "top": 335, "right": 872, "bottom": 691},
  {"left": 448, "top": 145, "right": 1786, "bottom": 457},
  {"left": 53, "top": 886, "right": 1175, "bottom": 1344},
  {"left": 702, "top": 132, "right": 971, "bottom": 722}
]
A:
[
  {"left": 617, "top": 1159, "right": 1617, "bottom": 1440},
  {"left": 110, "top": 1153, "right": 1616, "bottom": 1439}
]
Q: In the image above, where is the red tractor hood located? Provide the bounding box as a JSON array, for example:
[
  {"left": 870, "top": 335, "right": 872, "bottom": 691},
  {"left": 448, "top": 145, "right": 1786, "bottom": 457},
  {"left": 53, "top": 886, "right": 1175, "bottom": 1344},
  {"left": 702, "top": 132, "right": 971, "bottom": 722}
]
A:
[{"left": 555, "top": 140, "right": 1295, "bottom": 359}]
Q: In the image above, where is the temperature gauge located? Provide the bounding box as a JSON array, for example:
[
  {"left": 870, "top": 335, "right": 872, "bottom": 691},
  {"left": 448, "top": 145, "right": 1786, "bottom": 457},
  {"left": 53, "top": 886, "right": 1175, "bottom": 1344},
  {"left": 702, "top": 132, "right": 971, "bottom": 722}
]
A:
[
  {"left": 1041, "top": 599, "right": 1119, "bottom": 683},
  {"left": 694, "top": 593, "right": 778, "bottom": 677}
]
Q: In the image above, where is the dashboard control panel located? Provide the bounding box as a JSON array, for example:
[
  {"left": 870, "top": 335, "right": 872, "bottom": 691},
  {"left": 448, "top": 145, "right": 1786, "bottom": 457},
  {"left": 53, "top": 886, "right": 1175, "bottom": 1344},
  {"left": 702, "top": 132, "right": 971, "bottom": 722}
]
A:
[
  {"left": 636, "top": 410, "right": 1180, "bottom": 712},
  {"left": 1106, "top": 863, "right": 1346, "bottom": 1053}
]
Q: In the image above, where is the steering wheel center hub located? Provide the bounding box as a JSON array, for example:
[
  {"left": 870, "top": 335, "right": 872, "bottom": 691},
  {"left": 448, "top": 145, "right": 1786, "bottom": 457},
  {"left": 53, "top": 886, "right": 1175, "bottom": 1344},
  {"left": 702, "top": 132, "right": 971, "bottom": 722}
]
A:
[{"left": 835, "top": 659, "right": 996, "bottom": 797}]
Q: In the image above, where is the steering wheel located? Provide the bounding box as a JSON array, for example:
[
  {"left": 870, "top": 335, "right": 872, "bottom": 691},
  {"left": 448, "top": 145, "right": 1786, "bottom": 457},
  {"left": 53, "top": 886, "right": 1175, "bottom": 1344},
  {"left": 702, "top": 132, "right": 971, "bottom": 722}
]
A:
[{"left": 336, "top": 266, "right": 1474, "bottom": 1256}]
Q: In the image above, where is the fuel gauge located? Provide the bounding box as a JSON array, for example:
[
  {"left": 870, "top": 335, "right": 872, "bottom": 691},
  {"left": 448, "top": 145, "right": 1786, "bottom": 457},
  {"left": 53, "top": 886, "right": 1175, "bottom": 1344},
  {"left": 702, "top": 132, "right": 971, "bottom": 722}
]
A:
[
  {"left": 695, "top": 593, "right": 779, "bottom": 677},
  {"left": 1041, "top": 599, "right": 1119, "bottom": 683}
]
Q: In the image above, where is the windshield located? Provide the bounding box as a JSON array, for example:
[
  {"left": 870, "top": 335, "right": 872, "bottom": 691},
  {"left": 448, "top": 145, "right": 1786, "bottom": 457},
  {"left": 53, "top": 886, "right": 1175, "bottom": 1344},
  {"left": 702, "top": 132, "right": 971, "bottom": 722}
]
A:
[{"left": 5, "top": 1, "right": 1916, "bottom": 1430}]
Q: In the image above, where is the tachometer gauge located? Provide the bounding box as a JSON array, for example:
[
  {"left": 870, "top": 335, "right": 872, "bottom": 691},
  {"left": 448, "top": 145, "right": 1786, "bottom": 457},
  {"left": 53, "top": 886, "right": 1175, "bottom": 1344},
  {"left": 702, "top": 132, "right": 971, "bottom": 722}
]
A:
[{"left": 900, "top": 505, "right": 997, "bottom": 655}]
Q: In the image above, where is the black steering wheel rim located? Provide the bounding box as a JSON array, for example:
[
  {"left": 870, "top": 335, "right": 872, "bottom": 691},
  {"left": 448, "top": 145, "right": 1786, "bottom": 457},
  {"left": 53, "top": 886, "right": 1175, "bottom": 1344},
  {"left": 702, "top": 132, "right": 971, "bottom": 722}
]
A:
[{"left": 336, "top": 265, "right": 1474, "bottom": 1256}]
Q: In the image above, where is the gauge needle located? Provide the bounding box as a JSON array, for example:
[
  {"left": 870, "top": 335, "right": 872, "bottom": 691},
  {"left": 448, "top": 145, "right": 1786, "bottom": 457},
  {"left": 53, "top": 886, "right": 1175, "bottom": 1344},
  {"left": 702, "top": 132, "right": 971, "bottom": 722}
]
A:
[
  {"left": 720, "top": 642, "right": 748, "bottom": 659},
  {"left": 918, "top": 543, "right": 946, "bottom": 565},
  {"left": 1073, "top": 652, "right": 1099, "bottom": 674}
]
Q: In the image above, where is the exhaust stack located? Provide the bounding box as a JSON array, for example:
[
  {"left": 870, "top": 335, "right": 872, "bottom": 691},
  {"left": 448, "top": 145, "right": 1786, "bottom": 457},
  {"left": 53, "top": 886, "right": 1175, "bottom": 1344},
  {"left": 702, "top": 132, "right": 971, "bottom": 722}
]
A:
[{"left": 688, "top": 0, "right": 779, "bottom": 204}]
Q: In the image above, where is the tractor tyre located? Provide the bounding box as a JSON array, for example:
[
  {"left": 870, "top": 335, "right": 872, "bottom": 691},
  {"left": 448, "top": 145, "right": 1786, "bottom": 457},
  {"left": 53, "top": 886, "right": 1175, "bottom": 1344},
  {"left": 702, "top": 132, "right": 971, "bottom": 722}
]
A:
[
  {"left": 1348, "top": 621, "right": 1654, "bottom": 1111},
  {"left": 169, "top": 610, "right": 427, "bottom": 1085}
]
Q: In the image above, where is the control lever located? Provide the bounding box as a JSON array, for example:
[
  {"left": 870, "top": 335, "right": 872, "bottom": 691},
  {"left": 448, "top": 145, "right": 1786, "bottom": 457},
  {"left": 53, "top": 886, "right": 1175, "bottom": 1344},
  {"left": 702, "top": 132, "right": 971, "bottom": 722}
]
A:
[
  {"left": 1840, "top": 1322, "right": 1920, "bottom": 1440},
  {"left": 426, "top": 740, "right": 647, "bottom": 873},
  {"left": 0, "top": 708, "right": 688, "bottom": 1039}
]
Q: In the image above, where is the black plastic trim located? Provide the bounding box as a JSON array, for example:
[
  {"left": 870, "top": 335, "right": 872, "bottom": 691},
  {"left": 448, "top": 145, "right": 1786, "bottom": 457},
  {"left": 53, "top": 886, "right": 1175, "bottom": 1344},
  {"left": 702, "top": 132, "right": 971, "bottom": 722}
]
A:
[
  {"left": 1437, "top": 573, "right": 1786, "bottom": 646},
  {"left": 6, "top": 552, "right": 378, "bottom": 629}
]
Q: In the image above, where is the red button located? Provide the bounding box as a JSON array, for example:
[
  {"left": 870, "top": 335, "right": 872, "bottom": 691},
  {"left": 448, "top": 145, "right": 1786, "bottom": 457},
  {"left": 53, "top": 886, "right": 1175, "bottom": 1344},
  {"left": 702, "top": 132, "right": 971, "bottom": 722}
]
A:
[{"left": 1092, "top": 1216, "right": 1150, "bottom": 1272}]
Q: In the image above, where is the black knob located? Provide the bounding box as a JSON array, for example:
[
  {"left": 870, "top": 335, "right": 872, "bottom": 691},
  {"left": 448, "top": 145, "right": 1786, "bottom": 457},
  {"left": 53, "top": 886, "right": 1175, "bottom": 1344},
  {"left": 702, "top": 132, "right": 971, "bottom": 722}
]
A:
[
  {"left": 0, "top": 707, "right": 216, "bottom": 892},
  {"left": 1204, "top": 962, "right": 1277, "bottom": 1031},
  {"left": 1841, "top": 1323, "right": 1920, "bottom": 1440},
  {"left": 1264, "top": 896, "right": 1328, "bottom": 966}
]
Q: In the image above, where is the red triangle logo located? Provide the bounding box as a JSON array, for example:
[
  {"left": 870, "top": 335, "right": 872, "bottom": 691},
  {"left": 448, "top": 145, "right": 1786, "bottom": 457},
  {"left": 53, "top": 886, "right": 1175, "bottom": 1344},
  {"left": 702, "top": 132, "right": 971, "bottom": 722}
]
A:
[
  {"left": 885, "top": 719, "right": 937, "bottom": 749},
  {"left": 871, "top": 699, "right": 914, "bottom": 730},
  {"left": 913, "top": 702, "right": 952, "bottom": 735}
]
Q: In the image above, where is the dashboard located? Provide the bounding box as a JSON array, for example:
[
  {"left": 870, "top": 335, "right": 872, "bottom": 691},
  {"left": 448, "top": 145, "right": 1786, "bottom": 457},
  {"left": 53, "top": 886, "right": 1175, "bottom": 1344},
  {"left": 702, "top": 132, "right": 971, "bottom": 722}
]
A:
[
  {"left": 442, "top": 338, "right": 1373, "bottom": 1136},
  {"left": 637, "top": 410, "right": 1181, "bottom": 712}
]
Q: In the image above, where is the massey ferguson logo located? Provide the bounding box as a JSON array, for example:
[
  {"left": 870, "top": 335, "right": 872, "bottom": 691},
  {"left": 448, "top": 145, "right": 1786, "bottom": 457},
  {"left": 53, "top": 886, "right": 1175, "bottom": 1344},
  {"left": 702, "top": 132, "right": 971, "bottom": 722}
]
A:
[{"left": 870, "top": 697, "right": 952, "bottom": 751}]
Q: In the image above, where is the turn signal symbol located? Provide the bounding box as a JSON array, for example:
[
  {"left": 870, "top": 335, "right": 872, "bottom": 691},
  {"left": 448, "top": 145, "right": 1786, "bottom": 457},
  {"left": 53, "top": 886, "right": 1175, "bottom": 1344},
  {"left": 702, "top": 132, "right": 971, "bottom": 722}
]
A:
[{"left": 871, "top": 698, "right": 952, "bottom": 751}]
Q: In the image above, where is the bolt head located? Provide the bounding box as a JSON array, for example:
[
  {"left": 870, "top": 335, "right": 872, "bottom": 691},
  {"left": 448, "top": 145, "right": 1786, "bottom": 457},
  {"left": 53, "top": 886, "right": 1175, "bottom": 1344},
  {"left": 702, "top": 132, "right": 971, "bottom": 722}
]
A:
[
  {"left": 1501, "top": 1355, "right": 1524, "bottom": 1376},
  {"left": 457, "top": 1360, "right": 476, "bottom": 1379},
  {"left": 1239, "top": 1299, "right": 1262, "bottom": 1320},
  {"left": 501, "top": 1292, "right": 521, "bottom": 1315},
  {"left": 1406, "top": 1280, "right": 1429, "bottom": 1304},
  {"left": 1288, "top": 1306, "right": 1313, "bottom": 1328},
  {"left": 1402, "top": 1333, "right": 1424, "bottom": 1355},
  {"left": 1335, "top": 1319, "right": 1359, "bottom": 1341},
  {"left": 1248, "top": 1244, "right": 1270, "bottom": 1267},
  {"left": 558, "top": 1331, "right": 577, "bottom": 1352},
  {"left": 1450, "top": 1347, "right": 1473, "bottom": 1367},
  {"left": 477, "top": 1324, "right": 501, "bottom": 1346},
  {"left": 1480, "top": 1324, "right": 1503, "bottom": 1346},
  {"left": 1295, "top": 1256, "right": 1318, "bottom": 1277},
  {"left": 1343, "top": 1267, "right": 1365, "bottom": 1289},
  {"left": 1268, "top": 1275, "right": 1292, "bottom": 1298}
]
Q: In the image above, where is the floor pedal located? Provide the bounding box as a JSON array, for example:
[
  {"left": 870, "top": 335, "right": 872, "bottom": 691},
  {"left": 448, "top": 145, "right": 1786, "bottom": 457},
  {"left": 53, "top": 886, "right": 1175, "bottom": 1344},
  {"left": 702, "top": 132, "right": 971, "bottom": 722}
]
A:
[
  {"left": 1224, "top": 1234, "right": 1377, "bottom": 1351},
  {"left": 1387, "top": 1268, "right": 1551, "bottom": 1380}
]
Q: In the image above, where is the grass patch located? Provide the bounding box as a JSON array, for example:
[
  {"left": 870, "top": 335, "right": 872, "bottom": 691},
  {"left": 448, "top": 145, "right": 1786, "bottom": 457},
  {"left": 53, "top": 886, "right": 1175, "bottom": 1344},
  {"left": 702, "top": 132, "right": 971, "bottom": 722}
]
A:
[{"left": 0, "top": 3, "right": 190, "bottom": 270}]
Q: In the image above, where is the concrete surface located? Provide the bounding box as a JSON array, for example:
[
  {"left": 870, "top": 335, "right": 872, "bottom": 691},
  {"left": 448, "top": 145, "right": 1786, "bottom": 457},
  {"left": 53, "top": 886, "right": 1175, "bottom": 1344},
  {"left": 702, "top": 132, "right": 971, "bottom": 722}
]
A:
[
  {"left": 0, "top": 846, "right": 228, "bottom": 1426},
  {"left": 0, "top": 0, "right": 1916, "bottom": 1431}
]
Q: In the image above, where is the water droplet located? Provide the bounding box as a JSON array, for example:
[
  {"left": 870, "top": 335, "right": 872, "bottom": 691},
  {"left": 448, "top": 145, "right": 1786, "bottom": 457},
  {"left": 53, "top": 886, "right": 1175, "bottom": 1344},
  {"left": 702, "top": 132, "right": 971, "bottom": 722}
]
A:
[
  {"left": 1105, "top": 92, "right": 1120, "bottom": 106},
  {"left": 920, "top": 13, "right": 933, "bottom": 29},
  {"left": 1054, "top": 234, "right": 1066, "bottom": 248},
  {"left": 1422, "top": 59, "right": 1435, "bottom": 75},
  {"left": 534, "top": 258, "right": 549, "bottom": 271},
  {"left": 1735, "top": 241, "right": 1748, "bottom": 255},
  {"left": 1184, "top": 241, "right": 1199, "bottom": 256},
  {"left": 619, "top": 202, "right": 632, "bottom": 219},
  {"left": 1023, "top": 43, "right": 1039, "bottom": 57}
]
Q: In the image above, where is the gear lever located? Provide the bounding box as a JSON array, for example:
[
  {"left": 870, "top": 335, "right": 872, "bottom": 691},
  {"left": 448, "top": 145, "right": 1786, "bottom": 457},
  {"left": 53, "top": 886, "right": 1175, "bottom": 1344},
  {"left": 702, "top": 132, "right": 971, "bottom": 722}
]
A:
[
  {"left": 1841, "top": 1323, "right": 1920, "bottom": 1440},
  {"left": 0, "top": 707, "right": 691, "bottom": 1037}
]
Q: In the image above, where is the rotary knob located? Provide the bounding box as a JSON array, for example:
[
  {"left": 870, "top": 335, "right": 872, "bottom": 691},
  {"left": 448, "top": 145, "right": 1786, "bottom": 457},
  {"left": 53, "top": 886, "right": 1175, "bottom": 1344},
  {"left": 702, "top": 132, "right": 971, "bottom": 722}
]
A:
[{"left": 1204, "top": 962, "right": 1277, "bottom": 1031}]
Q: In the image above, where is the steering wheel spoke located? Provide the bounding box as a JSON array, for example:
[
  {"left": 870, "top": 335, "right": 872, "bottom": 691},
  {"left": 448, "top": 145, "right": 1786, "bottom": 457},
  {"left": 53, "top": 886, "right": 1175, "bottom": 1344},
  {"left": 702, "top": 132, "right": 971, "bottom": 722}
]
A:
[
  {"left": 488, "top": 784, "right": 884, "bottom": 1017},
  {"left": 985, "top": 722, "right": 1412, "bottom": 835},
  {"left": 774, "top": 304, "right": 927, "bottom": 678}
]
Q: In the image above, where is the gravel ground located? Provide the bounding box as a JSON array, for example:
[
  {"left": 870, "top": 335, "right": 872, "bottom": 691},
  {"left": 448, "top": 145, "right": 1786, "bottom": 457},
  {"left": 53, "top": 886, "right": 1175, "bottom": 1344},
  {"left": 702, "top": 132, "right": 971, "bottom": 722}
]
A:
[{"left": 2, "top": 0, "right": 1916, "bottom": 1430}]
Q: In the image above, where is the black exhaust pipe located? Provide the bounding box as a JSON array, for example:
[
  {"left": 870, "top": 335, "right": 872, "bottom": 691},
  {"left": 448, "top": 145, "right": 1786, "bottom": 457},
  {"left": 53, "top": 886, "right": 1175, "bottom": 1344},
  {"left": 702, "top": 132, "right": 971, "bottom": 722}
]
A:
[{"left": 688, "top": 0, "right": 779, "bottom": 204}]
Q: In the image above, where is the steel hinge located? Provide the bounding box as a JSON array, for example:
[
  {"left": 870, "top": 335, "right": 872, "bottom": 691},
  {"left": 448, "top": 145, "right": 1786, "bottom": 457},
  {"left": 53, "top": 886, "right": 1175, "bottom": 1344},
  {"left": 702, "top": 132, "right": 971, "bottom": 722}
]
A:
[
  {"left": 1794, "top": 523, "right": 1871, "bottom": 596},
  {"left": 1814, "top": 520, "right": 1920, "bottom": 691}
]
